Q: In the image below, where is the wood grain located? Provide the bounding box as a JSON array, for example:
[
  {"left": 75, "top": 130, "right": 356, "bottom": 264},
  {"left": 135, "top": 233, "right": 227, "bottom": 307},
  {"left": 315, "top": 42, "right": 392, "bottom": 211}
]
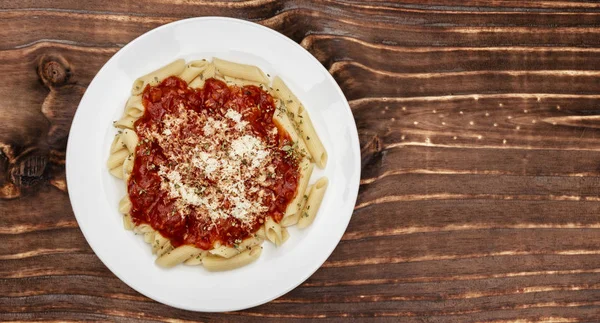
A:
[{"left": 2, "top": 0, "right": 600, "bottom": 322}]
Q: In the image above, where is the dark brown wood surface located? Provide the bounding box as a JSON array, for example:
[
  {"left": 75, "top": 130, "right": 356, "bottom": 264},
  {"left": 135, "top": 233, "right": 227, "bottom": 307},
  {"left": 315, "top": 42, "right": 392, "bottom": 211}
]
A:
[{"left": 2, "top": 1, "right": 600, "bottom": 322}]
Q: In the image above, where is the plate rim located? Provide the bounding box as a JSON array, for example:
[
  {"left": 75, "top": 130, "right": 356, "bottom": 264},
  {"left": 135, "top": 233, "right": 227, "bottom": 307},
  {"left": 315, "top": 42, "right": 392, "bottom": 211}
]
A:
[{"left": 66, "top": 16, "right": 361, "bottom": 312}]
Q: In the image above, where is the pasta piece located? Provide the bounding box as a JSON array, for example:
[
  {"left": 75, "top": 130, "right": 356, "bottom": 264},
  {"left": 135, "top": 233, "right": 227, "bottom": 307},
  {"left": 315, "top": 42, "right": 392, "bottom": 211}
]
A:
[
  {"left": 118, "top": 195, "right": 132, "bottom": 214},
  {"left": 156, "top": 245, "right": 202, "bottom": 268},
  {"left": 184, "top": 251, "right": 209, "bottom": 265},
  {"left": 281, "top": 227, "right": 290, "bottom": 244},
  {"left": 107, "top": 149, "right": 129, "bottom": 169},
  {"left": 114, "top": 116, "right": 137, "bottom": 129},
  {"left": 151, "top": 233, "right": 170, "bottom": 255},
  {"left": 297, "top": 177, "right": 329, "bottom": 229},
  {"left": 131, "top": 59, "right": 186, "bottom": 95},
  {"left": 213, "top": 73, "right": 227, "bottom": 83},
  {"left": 133, "top": 223, "right": 154, "bottom": 234},
  {"left": 213, "top": 58, "right": 269, "bottom": 84},
  {"left": 188, "top": 63, "right": 215, "bottom": 88},
  {"left": 121, "top": 129, "right": 139, "bottom": 153},
  {"left": 223, "top": 75, "right": 264, "bottom": 88},
  {"left": 273, "top": 101, "right": 310, "bottom": 159},
  {"left": 143, "top": 231, "right": 155, "bottom": 244},
  {"left": 272, "top": 76, "right": 301, "bottom": 115},
  {"left": 178, "top": 60, "right": 209, "bottom": 83},
  {"left": 109, "top": 166, "right": 124, "bottom": 179},
  {"left": 273, "top": 77, "right": 327, "bottom": 168},
  {"left": 110, "top": 134, "right": 126, "bottom": 153},
  {"left": 203, "top": 63, "right": 216, "bottom": 79},
  {"left": 255, "top": 225, "right": 266, "bottom": 240},
  {"left": 281, "top": 183, "right": 312, "bottom": 227},
  {"left": 124, "top": 95, "right": 144, "bottom": 118},
  {"left": 283, "top": 158, "right": 313, "bottom": 218},
  {"left": 265, "top": 217, "right": 288, "bottom": 247},
  {"left": 202, "top": 246, "right": 262, "bottom": 272},
  {"left": 209, "top": 236, "right": 264, "bottom": 258},
  {"left": 295, "top": 105, "right": 327, "bottom": 168},
  {"left": 122, "top": 214, "right": 134, "bottom": 231},
  {"left": 188, "top": 77, "right": 203, "bottom": 88},
  {"left": 156, "top": 240, "right": 173, "bottom": 258},
  {"left": 184, "top": 258, "right": 202, "bottom": 266},
  {"left": 122, "top": 153, "right": 134, "bottom": 180}
]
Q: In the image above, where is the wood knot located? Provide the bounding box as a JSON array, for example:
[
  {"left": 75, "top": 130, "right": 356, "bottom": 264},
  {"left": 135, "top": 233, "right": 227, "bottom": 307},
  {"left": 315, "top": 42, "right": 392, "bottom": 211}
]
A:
[
  {"left": 359, "top": 132, "right": 384, "bottom": 171},
  {"left": 37, "top": 55, "right": 72, "bottom": 87},
  {"left": 10, "top": 152, "right": 48, "bottom": 189}
]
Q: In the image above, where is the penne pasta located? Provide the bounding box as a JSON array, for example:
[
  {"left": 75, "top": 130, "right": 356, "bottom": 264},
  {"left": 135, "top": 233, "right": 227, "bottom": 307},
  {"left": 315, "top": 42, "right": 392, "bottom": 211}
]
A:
[
  {"left": 202, "top": 246, "right": 262, "bottom": 271},
  {"left": 213, "top": 73, "right": 227, "bottom": 83},
  {"left": 121, "top": 129, "right": 139, "bottom": 153},
  {"left": 297, "top": 177, "right": 329, "bottom": 229},
  {"left": 283, "top": 158, "right": 313, "bottom": 218},
  {"left": 110, "top": 134, "right": 126, "bottom": 153},
  {"left": 209, "top": 236, "right": 264, "bottom": 258},
  {"left": 273, "top": 77, "right": 327, "bottom": 168},
  {"left": 223, "top": 75, "right": 265, "bottom": 88},
  {"left": 151, "top": 233, "right": 170, "bottom": 255},
  {"left": 122, "top": 214, "right": 134, "bottom": 231},
  {"left": 281, "top": 183, "right": 312, "bottom": 227},
  {"left": 272, "top": 76, "right": 301, "bottom": 115},
  {"left": 281, "top": 227, "right": 290, "bottom": 244},
  {"left": 255, "top": 225, "right": 266, "bottom": 240},
  {"left": 265, "top": 216, "right": 288, "bottom": 246},
  {"left": 189, "top": 63, "right": 216, "bottom": 88},
  {"left": 184, "top": 251, "right": 208, "bottom": 265},
  {"left": 131, "top": 59, "right": 186, "bottom": 95},
  {"left": 107, "top": 149, "right": 129, "bottom": 170},
  {"left": 273, "top": 101, "right": 309, "bottom": 158},
  {"left": 178, "top": 60, "right": 209, "bottom": 83},
  {"left": 156, "top": 245, "right": 202, "bottom": 268},
  {"left": 118, "top": 195, "right": 132, "bottom": 214},
  {"left": 122, "top": 153, "right": 134, "bottom": 180},
  {"left": 143, "top": 231, "right": 155, "bottom": 244},
  {"left": 213, "top": 58, "right": 269, "bottom": 84},
  {"left": 114, "top": 116, "right": 137, "bottom": 129},
  {"left": 156, "top": 240, "right": 173, "bottom": 258},
  {"left": 133, "top": 223, "right": 154, "bottom": 234},
  {"left": 124, "top": 95, "right": 144, "bottom": 118},
  {"left": 296, "top": 105, "right": 327, "bottom": 168},
  {"left": 110, "top": 166, "right": 124, "bottom": 179}
]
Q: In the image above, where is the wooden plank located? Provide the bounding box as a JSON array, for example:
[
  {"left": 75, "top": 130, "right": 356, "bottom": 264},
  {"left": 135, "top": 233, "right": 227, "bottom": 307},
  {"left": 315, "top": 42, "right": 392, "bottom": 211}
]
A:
[
  {"left": 333, "top": 62, "right": 600, "bottom": 100},
  {"left": 303, "top": 35, "right": 600, "bottom": 72}
]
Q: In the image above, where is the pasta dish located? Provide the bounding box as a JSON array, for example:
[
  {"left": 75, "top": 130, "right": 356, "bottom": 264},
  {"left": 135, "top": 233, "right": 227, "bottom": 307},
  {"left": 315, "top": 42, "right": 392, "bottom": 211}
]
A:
[{"left": 107, "top": 58, "right": 328, "bottom": 271}]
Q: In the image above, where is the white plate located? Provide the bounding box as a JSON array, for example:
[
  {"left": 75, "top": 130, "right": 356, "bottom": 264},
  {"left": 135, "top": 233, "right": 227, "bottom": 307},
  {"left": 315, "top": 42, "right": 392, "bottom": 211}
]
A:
[{"left": 66, "top": 17, "right": 360, "bottom": 312}]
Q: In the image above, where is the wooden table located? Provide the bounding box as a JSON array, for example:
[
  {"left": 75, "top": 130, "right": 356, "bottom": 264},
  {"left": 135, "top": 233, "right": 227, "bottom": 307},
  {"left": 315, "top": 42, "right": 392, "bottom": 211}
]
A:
[{"left": 2, "top": 1, "right": 600, "bottom": 322}]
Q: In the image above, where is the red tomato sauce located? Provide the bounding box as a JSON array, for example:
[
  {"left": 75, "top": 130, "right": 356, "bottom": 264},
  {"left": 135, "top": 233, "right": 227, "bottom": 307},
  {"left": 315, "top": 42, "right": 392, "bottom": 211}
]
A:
[{"left": 127, "top": 76, "right": 299, "bottom": 250}]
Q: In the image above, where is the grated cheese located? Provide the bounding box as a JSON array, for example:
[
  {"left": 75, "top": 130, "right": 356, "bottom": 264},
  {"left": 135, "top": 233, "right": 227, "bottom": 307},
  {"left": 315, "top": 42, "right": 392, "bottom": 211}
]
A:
[{"left": 143, "top": 103, "right": 278, "bottom": 227}]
